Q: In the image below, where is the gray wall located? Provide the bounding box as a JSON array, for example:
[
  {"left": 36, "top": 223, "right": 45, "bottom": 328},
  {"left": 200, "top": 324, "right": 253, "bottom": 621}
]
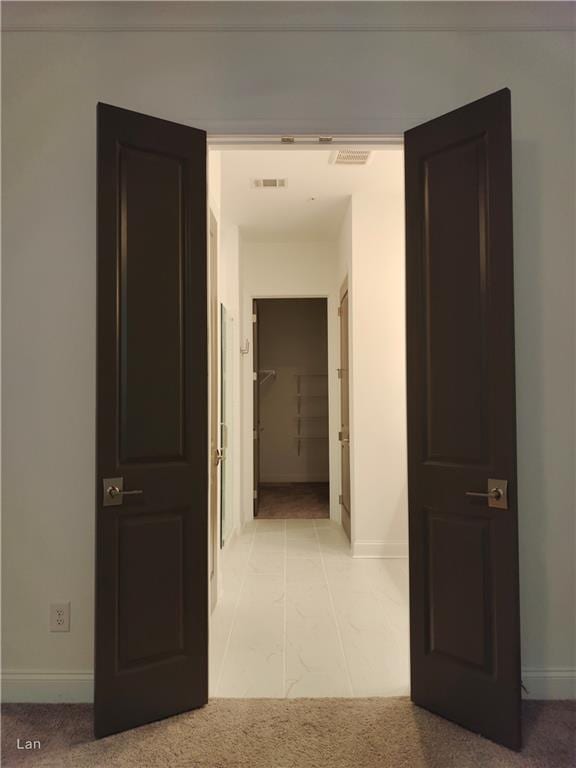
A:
[
  {"left": 258, "top": 299, "right": 329, "bottom": 484},
  {"left": 2, "top": 2, "right": 574, "bottom": 700}
]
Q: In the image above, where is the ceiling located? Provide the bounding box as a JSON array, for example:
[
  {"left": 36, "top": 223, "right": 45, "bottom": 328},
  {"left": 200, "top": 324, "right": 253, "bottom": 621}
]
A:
[{"left": 218, "top": 148, "right": 403, "bottom": 242}]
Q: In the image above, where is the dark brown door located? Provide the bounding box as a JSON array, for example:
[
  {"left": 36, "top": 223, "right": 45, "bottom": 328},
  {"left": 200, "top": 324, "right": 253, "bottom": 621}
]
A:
[
  {"left": 95, "top": 104, "right": 207, "bottom": 738},
  {"left": 338, "top": 281, "right": 351, "bottom": 540},
  {"left": 405, "top": 89, "right": 521, "bottom": 750}
]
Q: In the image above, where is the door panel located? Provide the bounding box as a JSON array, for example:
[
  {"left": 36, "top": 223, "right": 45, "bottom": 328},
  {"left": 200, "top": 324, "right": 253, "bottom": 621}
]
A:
[
  {"left": 117, "top": 512, "right": 185, "bottom": 667},
  {"left": 405, "top": 89, "right": 521, "bottom": 750},
  {"left": 423, "top": 136, "right": 489, "bottom": 464},
  {"left": 425, "top": 511, "right": 493, "bottom": 670},
  {"left": 119, "top": 145, "right": 185, "bottom": 461},
  {"left": 96, "top": 103, "right": 208, "bottom": 738},
  {"left": 339, "top": 284, "right": 351, "bottom": 540}
]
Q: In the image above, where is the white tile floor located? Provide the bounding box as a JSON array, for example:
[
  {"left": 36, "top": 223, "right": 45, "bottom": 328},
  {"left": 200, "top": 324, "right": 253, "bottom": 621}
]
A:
[{"left": 210, "top": 519, "right": 410, "bottom": 698}]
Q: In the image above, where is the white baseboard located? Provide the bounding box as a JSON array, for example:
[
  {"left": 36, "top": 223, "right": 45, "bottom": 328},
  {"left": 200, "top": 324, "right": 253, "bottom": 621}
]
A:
[
  {"left": 352, "top": 540, "right": 408, "bottom": 559},
  {"left": 521, "top": 667, "right": 576, "bottom": 699},
  {"left": 222, "top": 524, "right": 239, "bottom": 548},
  {"left": 2, "top": 671, "right": 94, "bottom": 703},
  {"left": 2, "top": 667, "right": 574, "bottom": 703}
]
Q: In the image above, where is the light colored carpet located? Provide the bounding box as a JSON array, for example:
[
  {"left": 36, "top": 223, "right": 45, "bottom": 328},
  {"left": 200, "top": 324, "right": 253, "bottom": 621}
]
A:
[
  {"left": 256, "top": 482, "right": 330, "bottom": 519},
  {"left": 2, "top": 699, "right": 575, "bottom": 768}
]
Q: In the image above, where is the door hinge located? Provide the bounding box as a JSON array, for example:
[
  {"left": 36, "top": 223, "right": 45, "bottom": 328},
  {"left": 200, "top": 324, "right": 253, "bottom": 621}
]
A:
[
  {"left": 253, "top": 489, "right": 258, "bottom": 499},
  {"left": 337, "top": 368, "right": 342, "bottom": 379},
  {"left": 338, "top": 307, "right": 342, "bottom": 317},
  {"left": 253, "top": 429, "right": 258, "bottom": 440},
  {"left": 252, "top": 313, "right": 257, "bottom": 323},
  {"left": 253, "top": 371, "right": 258, "bottom": 381},
  {"left": 339, "top": 494, "right": 343, "bottom": 505}
]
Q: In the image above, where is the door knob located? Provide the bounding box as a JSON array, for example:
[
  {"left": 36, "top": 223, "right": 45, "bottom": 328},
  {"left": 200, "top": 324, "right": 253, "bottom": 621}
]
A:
[
  {"left": 102, "top": 477, "right": 143, "bottom": 507},
  {"left": 465, "top": 479, "right": 508, "bottom": 510}
]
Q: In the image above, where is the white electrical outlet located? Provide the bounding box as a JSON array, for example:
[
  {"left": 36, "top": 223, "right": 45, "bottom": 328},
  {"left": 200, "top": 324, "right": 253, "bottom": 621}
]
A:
[{"left": 50, "top": 602, "right": 70, "bottom": 632}]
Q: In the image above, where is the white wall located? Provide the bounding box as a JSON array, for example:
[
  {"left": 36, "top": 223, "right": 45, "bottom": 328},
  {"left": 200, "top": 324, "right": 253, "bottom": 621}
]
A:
[
  {"left": 348, "top": 163, "right": 408, "bottom": 557},
  {"left": 239, "top": 240, "right": 341, "bottom": 526},
  {"left": 218, "top": 222, "right": 241, "bottom": 542},
  {"left": 208, "top": 148, "right": 242, "bottom": 570},
  {"left": 2, "top": 2, "right": 574, "bottom": 701},
  {"left": 337, "top": 201, "right": 352, "bottom": 287}
]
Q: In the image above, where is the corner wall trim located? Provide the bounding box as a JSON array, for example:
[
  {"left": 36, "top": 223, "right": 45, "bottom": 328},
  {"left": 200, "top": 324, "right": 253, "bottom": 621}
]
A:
[{"left": 352, "top": 540, "right": 408, "bottom": 559}]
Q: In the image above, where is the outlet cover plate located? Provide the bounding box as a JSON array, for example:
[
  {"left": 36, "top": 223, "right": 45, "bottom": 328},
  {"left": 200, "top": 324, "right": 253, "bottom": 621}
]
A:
[{"left": 50, "top": 602, "right": 70, "bottom": 632}]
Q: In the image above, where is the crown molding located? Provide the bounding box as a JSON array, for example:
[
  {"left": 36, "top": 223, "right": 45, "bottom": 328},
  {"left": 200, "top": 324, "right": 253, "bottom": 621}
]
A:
[{"left": 3, "top": 2, "right": 575, "bottom": 33}]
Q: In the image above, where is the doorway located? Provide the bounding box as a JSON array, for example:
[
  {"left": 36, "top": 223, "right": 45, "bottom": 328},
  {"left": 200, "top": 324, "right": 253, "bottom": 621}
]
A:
[
  {"left": 253, "top": 298, "right": 330, "bottom": 520},
  {"left": 210, "top": 143, "right": 409, "bottom": 699},
  {"left": 95, "top": 91, "right": 521, "bottom": 748}
]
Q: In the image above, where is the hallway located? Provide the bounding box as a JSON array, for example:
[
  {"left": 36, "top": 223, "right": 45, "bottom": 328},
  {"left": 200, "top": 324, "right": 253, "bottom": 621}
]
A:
[{"left": 210, "top": 520, "right": 410, "bottom": 698}]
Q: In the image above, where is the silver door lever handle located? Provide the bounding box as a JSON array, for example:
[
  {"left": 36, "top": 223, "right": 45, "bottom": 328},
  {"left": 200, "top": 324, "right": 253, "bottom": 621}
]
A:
[
  {"left": 107, "top": 486, "right": 143, "bottom": 499},
  {"left": 464, "top": 479, "right": 508, "bottom": 510},
  {"left": 465, "top": 488, "right": 502, "bottom": 500}
]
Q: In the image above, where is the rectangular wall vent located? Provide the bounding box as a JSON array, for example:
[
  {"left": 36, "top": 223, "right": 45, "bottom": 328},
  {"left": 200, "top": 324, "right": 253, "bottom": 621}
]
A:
[
  {"left": 330, "top": 149, "right": 372, "bottom": 165},
  {"left": 251, "top": 178, "right": 287, "bottom": 189}
]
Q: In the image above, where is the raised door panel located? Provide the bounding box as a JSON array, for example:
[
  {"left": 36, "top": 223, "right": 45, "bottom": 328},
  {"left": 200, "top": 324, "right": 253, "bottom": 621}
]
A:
[
  {"left": 423, "top": 137, "right": 490, "bottom": 467},
  {"left": 119, "top": 145, "right": 186, "bottom": 463},
  {"left": 425, "top": 510, "right": 494, "bottom": 672},
  {"left": 117, "top": 512, "right": 186, "bottom": 669}
]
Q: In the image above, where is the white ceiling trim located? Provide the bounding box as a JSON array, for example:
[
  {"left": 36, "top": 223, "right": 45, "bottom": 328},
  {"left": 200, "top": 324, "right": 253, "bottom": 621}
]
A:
[
  {"left": 209, "top": 135, "right": 403, "bottom": 148},
  {"left": 3, "top": 2, "right": 575, "bottom": 33}
]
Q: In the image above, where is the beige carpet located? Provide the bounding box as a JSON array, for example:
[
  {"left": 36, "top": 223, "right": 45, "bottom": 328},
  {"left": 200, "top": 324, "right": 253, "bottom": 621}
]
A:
[
  {"left": 256, "top": 482, "right": 330, "bottom": 519},
  {"left": 2, "top": 699, "right": 575, "bottom": 768}
]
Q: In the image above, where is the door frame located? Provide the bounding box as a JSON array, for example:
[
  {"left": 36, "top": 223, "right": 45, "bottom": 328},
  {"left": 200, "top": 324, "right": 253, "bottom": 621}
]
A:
[
  {"left": 338, "top": 276, "right": 352, "bottom": 543},
  {"left": 208, "top": 209, "right": 220, "bottom": 613},
  {"left": 245, "top": 293, "right": 337, "bottom": 526}
]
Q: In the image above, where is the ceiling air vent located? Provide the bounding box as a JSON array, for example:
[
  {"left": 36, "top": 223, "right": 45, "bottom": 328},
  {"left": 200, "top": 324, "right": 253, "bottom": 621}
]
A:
[
  {"left": 330, "top": 149, "right": 372, "bottom": 166},
  {"left": 251, "top": 178, "right": 287, "bottom": 189}
]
